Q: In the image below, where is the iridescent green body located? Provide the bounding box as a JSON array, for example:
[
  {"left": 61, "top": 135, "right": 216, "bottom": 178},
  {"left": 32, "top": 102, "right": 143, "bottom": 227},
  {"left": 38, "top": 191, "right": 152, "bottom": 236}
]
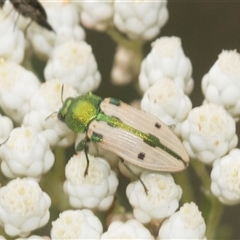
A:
[{"left": 58, "top": 92, "right": 189, "bottom": 172}]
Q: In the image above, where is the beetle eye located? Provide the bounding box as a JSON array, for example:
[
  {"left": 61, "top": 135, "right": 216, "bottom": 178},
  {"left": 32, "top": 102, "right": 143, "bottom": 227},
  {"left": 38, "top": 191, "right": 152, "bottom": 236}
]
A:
[{"left": 57, "top": 112, "right": 64, "bottom": 122}]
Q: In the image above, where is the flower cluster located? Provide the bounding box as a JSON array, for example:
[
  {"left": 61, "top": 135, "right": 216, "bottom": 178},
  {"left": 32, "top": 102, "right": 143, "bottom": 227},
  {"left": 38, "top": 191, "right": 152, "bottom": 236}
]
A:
[{"left": 0, "top": 0, "right": 239, "bottom": 239}]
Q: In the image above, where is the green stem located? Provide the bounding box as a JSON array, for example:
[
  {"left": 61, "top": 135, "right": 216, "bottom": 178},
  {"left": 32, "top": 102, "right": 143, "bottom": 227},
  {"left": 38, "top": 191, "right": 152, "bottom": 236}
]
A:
[
  {"left": 52, "top": 147, "right": 66, "bottom": 180},
  {"left": 174, "top": 170, "right": 195, "bottom": 203},
  {"left": 107, "top": 27, "right": 143, "bottom": 51},
  {"left": 40, "top": 147, "right": 70, "bottom": 211},
  {"left": 191, "top": 159, "right": 224, "bottom": 240},
  {"left": 106, "top": 27, "right": 144, "bottom": 83},
  {"left": 191, "top": 159, "right": 211, "bottom": 190},
  {"left": 206, "top": 196, "right": 223, "bottom": 239}
]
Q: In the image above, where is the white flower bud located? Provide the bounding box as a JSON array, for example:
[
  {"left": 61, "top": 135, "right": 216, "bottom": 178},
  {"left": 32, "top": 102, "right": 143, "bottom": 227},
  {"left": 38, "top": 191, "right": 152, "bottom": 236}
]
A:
[
  {"left": 0, "top": 114, "right": 13, "bottom": 143},
  {"left": 28, "top": 1, "right": 85, "bottom": 61},
  {"left": 23, "top": 80, "right": 77, "bottom": 147},
  {"left": 101, "top": 219, "right": 154, "bottom": 239},
  {"left": 0, "top": 126, "right": 54, "bottom": 179},
  {"left": 0, "top": 178, "right": 51, "bottom": 237},
  {"left": 139, "top": 36, "right": 194, "bottom": 95},
  {"left": 158, "top": 202, "right": 206, "bottom": 240},
  {"left": 181, "top": 103, "right": 238, "bottom": 164},
  {"left": 51, "top": 209, "right": 103, "bottom": 239},
  {"left": 202, "top": 50, "right": 240, "bottom": 120},
  {"left": 111, "top": 45, "right": 136, "bottom": 85},
  {"left": 0, "top": 11, "right": 25, "bottom": 63},
  {"left": 64, "top": 152, "right": 119, "bottom": 211},
  {"left": 79, "top": 1, "right": 114, "bottom": 31},
  {"left": 126, "top": 172, "right": 182, "bottom": 224},
  {"left": 141, "top": 78, "right": 192, "bottom": 136},
  {"left": 211, "top": 148, "right": 240, "bottom": 205},
  {"left": 106, "top": 213, "right": 134, "bottom": 228},
  {"left": 0, "top": 59, "right": 40, "bottom": 124},
  {"left": 114, "top": 0, "right": 168, "bottom": 41},
  {"left": 44, "top": 40, "right": 101, "bottom": 94}
]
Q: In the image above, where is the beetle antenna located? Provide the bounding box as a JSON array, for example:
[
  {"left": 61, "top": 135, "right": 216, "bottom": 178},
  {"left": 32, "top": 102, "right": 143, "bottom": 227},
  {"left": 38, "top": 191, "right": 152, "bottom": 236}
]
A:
[
  {"left": 61, "top": 84, "right": 64, "bottom": 103},
  {"left": 0, "top": 137, "right": 9, "bottom": 147},
  {"left": 119, "top": 158, "right": 148, "bottom": 195},
  {"left": 45, "top": 111, "right": 57, "bottom": 121}
]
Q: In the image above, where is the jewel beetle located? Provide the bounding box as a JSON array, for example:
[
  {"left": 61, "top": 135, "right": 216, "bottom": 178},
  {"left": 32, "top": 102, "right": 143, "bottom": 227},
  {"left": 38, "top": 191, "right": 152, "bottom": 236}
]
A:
[
  {"left": 0, "top": 0, "right": 54, "bottom": 32},
  {"left": 57, "top": 92, "right": 189, "bottom": 175}
]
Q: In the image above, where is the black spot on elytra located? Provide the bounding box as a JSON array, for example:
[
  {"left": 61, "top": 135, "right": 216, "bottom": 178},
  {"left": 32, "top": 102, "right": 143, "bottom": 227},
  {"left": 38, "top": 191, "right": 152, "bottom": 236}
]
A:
[
  {"left": 155, "top": 122, "right": 161, "bottom": 129},
  {"left": 138, "top": 152, "right": 145, "bottom": 160}
]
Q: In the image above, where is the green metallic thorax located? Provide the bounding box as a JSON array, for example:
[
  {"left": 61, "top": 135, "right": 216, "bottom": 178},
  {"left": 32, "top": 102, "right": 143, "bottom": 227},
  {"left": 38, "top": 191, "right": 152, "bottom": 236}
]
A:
[{"left": 59, "top": 93, "right": 102, "bottom": 132}]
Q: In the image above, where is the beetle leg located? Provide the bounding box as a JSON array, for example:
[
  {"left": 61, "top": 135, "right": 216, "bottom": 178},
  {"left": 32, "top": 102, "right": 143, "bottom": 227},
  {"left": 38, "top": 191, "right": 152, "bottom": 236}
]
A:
[
  {"left": 76, "top": 137, "right": 88, "bottom": 152},
  {"left": 119, "top": 158, "right": 148, "bottom": 195},
  {"left": 83, "top": 143, "right": 89, "bottom": 177},
  {"left": 76, "top": 136, "right": 91, "bottom": 177}
]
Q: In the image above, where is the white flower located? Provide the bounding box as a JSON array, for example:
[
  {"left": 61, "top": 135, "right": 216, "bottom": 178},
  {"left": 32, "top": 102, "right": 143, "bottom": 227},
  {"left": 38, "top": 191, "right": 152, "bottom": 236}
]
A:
[
  {"left": 0, "top": 10, "right": 25, "bottom": 63},
  {"left": 51, "top": 209, "right": 103, "bottom": 239},
  {"left": 126, "top": 172, "right": 182, "bottom": 224},
  {"left": 158, "top": 202, "right": 206, "bottom": 240},
  {"left": 101, "top": 219, "right": 154, "bottom": 239},
  {"left": 0, "top": 178, "right": 51, "bottom": 237},
  {"left": 211, "top": 148, "right": 240, "bottom": 205},
  {"left": 44, "top": 40, "right": 101, "bottom": 94},
  {"left": 64, "top": 152, "right": 119, "bottom": 211},
  {"left": 181, "top": 103, "right": 238, "bottom": 164},
  {"left": 78, "top": 1, "right": 114, "bottom": 31},
  {"left": 0, "top": 59, "right": 40, "bottom": 124},
  {"left": 139, "top": 36, "right": 194, "bottom": 95},
  {"left": 111, "top": 45, "right": 136, "bottom": 85},
  {"left": 0, "top": 114, "right": 13, "bottom": 143},
  {"left": 141, "top": 78, "right": 192, "bottom": 136},
  {"left": 23, "top": 80, "right": 77, "bottom": 147},
  {"left": 0, "top": 126, "right": 54, "bottom": 179},
  {"left": 202, "top": 50, "right": 240, "bottom": 120},
  {"left": 114, "top": 0, "right": 168, "bottom": 41},
  {"left": 28, "top": 0, "right": 85, "bottom": 60}
]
